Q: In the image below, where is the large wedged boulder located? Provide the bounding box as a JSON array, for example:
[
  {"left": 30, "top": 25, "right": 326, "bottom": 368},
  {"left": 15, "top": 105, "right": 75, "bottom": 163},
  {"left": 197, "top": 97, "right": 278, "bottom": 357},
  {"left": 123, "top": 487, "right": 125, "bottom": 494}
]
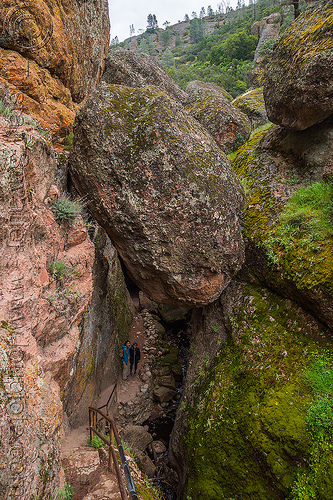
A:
[
  {"left": 0, "top": 0, "right": 109, "bottom": 138},
  {"left": 231, "top": 117, "right": 333, "bottom": 329},
  {"left": 263, "top": 1, "right": 333, "bottom": 130},
  {"left": 69, "top": 83, "right": 245, "bottom": 307},
  {"left": 103, "top": 48, "right": 187, "bottom": 104},
  {"left": 185, "top": 81, "right": 251, "bottom": 154}
]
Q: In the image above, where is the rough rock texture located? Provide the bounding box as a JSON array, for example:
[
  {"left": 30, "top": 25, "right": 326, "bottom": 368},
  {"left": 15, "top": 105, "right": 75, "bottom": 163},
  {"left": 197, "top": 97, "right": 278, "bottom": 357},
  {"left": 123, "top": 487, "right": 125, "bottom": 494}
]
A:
[
  {"left": 263, "top": 1, "right": 333, "bottom": 130},
  {"left": 232, "top": 87, "right": 269, "bottom": 129},
  {"left": 103, "top": 48, "right": 187, "bottom": 104},
  {"left": 170, "top": 282, "right": 333, "bottom": 499},
  {"left": 69, "top": 83, "right": 245, "bottom": 307},
  {"left": 0, "top": 354, "right": 63, "bottom": 499},
  {"left": 185, "top": 80, "right": 251, "bottom": 154},
  {"left": 231, "top": 118, "right": 333, "bottom": 329},
  {"left": 252, "top": 13, "right": 281, "bottom": 61},
  {"left": 63, "top": 230, "right": 134, "bottom": 427},
  {"left": 0, "top": 116, "right": 94, "bottom": 496},
  {"left": 0, "top": 0, "right": 109, "bottom": 138},
  {"left": 120, "top": 425, "right": 153, "bottom": 454}
]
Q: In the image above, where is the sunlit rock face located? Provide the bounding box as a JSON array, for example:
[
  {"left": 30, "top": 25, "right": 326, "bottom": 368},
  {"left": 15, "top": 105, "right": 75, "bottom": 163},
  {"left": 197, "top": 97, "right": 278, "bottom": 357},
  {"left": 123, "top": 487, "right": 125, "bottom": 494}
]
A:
[
  {"left": 0, "top": 0, "right": 110, "bottom": 139},
  {"left": 69, "top": 82, "right": 245, "bottom": 307}
]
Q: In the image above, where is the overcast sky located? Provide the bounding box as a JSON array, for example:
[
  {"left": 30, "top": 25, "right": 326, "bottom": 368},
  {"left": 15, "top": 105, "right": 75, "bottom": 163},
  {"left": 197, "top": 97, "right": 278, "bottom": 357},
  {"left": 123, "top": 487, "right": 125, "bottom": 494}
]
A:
[{"left": 108, "top": 0, "right": 239, "bottom": 42}]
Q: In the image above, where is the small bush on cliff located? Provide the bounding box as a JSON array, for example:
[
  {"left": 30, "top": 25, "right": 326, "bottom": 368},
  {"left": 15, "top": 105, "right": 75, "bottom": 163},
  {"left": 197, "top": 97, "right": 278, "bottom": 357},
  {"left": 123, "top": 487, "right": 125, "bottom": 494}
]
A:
[
  {"left": 53, "top": 482, "right": 74, "bottom": 500},
  {"left": 47, "top": 258, "right": 77, "bottom": 282},
  {"left": 263, "top": 181, "right": 333, "bottom": 291},
  {"left": 52, "top": 196, "right": 82, "bottom": 224}
]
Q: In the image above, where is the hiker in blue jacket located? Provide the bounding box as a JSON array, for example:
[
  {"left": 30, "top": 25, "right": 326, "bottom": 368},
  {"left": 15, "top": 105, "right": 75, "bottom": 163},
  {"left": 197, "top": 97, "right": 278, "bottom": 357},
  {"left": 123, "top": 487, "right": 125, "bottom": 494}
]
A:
[{"left": 121, "top": 340, "right": 131, "bottom": 380}]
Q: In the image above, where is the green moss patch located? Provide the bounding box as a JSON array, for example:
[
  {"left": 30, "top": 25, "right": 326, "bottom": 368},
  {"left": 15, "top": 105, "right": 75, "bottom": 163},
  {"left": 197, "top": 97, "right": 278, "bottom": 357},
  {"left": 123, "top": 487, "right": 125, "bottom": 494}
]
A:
[{"left": 182, "top": 284, "right": 331, "bottom": 499}]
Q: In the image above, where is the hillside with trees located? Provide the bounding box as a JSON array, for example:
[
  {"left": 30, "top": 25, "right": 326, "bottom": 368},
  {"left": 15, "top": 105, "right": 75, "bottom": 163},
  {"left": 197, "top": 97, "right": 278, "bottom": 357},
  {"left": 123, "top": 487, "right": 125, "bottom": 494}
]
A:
[{"left": 113, "top": 0, "right": 306, "bottom": 97}]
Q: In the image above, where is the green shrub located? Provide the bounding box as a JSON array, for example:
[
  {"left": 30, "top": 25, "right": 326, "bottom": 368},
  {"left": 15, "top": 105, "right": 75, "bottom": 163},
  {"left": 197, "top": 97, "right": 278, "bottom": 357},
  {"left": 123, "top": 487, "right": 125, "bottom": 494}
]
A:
[
  {"left": 257, "top": 38, "right": 276, "bottom": 57},
  {"left": 0, "top": 98, "right": 15, "bottom": 121},
  {"left": 64, "top": 132, "right": 74, "bottom": 151},
  {"left": 47, "top": 258, "right": 77, "bottom": 281},
  {"left": 52, "top": 196, "right": 82, "bottom": 224},
  {"left": 279, "top": 181, "right": 333, "bottom": 238},
  {"left": 306, "top": 397, "right": 333, "bottom": 439},
  {"left": 54, "top": 482, "right": 74, "bottom": 500},
  {"left": 88, "top": 433, "right": 106, "bottom": 449}
]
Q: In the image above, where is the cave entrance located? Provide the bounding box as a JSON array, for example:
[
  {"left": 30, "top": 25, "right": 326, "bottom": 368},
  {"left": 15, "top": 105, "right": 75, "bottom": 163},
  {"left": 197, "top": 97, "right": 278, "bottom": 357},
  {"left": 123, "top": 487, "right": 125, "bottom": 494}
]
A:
[{"left": 118, "top": 255, "right": 141, "bottom": 310}]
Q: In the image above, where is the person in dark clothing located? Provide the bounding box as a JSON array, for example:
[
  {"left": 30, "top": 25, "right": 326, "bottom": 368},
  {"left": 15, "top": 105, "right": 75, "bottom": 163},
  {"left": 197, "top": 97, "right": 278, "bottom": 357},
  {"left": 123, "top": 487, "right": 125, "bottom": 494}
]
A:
[{"left": 130, "top": 342, "right": 141, "bottom": 375}]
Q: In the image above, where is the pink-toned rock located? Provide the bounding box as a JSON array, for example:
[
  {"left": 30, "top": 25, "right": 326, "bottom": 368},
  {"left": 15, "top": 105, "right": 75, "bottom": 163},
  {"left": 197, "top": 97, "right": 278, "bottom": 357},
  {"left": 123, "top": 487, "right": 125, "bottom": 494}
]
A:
[{"left": 0, "top": 117, "right": 95, "bottom": 496}]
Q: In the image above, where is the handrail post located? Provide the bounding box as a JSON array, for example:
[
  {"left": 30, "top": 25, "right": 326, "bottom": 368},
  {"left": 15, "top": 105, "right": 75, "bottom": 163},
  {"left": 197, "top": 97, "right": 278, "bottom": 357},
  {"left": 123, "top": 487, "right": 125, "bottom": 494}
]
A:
[
  {"left": 108, "top": 443, "right": 113, "bottom": 473},
  {"left": 89, "top": 409, "right": 92, "bottom": 442}
]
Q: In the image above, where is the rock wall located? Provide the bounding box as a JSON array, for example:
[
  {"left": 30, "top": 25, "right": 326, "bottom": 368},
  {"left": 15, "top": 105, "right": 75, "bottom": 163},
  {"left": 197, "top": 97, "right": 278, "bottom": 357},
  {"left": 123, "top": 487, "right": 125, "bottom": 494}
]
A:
[
  {"left": 64, "top": 230, "right": 134, "bottom": 428},
  {"left": 0, "top": 103, "right": 133, "bottom": 497},
  {"left": 0, "top": 0, "right": 110, "bottom": 139},
  {"left": 170, "top": 282, "right": 333, "bottom": 499},
  {"left": 0, "top": 115, "right": 94, "bottom": 497}
]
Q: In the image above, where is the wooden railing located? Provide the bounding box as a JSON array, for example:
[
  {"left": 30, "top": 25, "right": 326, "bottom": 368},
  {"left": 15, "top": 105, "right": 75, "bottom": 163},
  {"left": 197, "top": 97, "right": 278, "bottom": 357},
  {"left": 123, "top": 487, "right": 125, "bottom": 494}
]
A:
[{"left": 89, "top": 405, "right": 138, "bottom": 500}]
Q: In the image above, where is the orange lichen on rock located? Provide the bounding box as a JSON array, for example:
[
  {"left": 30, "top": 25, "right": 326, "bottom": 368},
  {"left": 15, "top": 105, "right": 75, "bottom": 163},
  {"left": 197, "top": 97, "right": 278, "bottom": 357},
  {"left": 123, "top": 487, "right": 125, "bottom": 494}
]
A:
[{"left": 0, "top": 0, "right": 110, "bottom": 140}]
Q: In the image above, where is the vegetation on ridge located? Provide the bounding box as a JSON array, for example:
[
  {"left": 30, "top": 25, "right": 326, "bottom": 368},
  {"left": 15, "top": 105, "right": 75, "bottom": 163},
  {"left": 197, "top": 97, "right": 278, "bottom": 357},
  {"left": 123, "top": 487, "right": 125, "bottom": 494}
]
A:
[{"left": 114, "top": 0, "right": 307, "bottom": 96}]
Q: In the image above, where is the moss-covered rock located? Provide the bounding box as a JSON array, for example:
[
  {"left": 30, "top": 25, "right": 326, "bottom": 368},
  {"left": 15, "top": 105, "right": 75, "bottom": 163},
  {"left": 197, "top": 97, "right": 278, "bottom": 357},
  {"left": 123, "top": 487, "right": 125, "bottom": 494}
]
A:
[
  {"left": 185, "top": 80, "right": 251, "bottom": 154},
  {"left": 70, "top": 83, "right": 245, "bottom": 307},
  {"left": 231, "top": 118, "right": 333, "bottom": 329},
  {"left": 172, "top": 283, "right": 332, "bottom": 499},
  {"left": 103, "top": 48, "right": 187, "bottom": 104},
  {"left": 232, "top": 87, "right": 269, "bottom": 129},
  {"left": 263, "top": 1, "right": 333, "bottom": 130}
]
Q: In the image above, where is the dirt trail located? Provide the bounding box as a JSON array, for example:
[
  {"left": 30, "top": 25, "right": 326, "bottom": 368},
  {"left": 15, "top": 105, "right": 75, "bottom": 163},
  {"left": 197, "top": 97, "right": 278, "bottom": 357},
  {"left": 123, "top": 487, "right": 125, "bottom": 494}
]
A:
[
  {"left": 60, "top": 303, "right": 148, "bottom": 499},
  {"left": 117, "top": 312, "right": 147, "bottom": 404}
]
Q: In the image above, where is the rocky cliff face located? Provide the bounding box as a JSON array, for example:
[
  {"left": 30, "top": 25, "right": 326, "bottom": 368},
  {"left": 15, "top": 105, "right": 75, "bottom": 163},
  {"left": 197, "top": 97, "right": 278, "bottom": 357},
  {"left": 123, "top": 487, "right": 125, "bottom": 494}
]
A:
[
  {"left": 170, "top": 1, "right": 333, "bottom": 498},
  {"left": 69, "top": 82, "right": 245, "bottom": 307},
  {"left": 0, "top": 115, "right": 94, "bottom": 497},
  {"left": 263, "top": 0, "right": 333, "bottom": 130},
  {"left": 0, "top": 0, "right": 110, "bottom": 139},
  {"left": 171, "top": 282, "right": 333, "bottom": 499}
]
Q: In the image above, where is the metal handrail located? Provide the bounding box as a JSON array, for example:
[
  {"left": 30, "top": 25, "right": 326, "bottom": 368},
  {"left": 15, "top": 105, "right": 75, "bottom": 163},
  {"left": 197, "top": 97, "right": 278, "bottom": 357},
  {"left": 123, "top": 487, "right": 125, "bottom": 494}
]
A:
[
  {"left": 89, "top": 406, "right": 139, "bottom": 500},
  {"left": 98, "top": 383, "right": 117, "bottom": 415}
]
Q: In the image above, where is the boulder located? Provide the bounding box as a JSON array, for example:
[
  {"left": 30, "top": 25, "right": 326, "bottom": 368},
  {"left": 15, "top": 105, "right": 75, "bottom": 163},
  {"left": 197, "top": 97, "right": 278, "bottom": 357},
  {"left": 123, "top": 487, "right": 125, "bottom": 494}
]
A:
[
  {"left": 136, "top": 452, "right": 156, "bottom": 478},
  {"left": 103, "top": 48, "right": 187, "bottom": 104},
  {"left": 171, "top": 363, "right": 183, "bottom": 382},
  {"left": 151, "top": 440, "right": 167, "bottom": 454},
  {"left": 185, "top": 80, "right": 251, "bottom": 154},
  {"left": 170, "top": 282, "right": 332, "bottom": 499},
  {"left": 157, "top": 375, "right": 176, "bottom": 390},
  {"left": 154, "top": 386, "right": 177, "bottom": 404},
  {"left": 0, "top": 0, "right": 109, "bottom": 138},
  {"left": 158, "top": 304, "right": 191, "bottom": 324},
  {"left": 231, "top": 117, "right": 333, "bottom": 329},
  {"left": 139, "top": 291, "right": 158, "bottom": 313},
  {"left": 232, "top": 87, "right": 268, "bottom": 129},
  {"left": 263, "top": 1, "right": 333, "bottom": 130},
  {"left": 69, "top": 83, "right": 245, "bottom": 307},
  {"left": 120, "top": 425, "right": 153, "bottom": 454}
]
